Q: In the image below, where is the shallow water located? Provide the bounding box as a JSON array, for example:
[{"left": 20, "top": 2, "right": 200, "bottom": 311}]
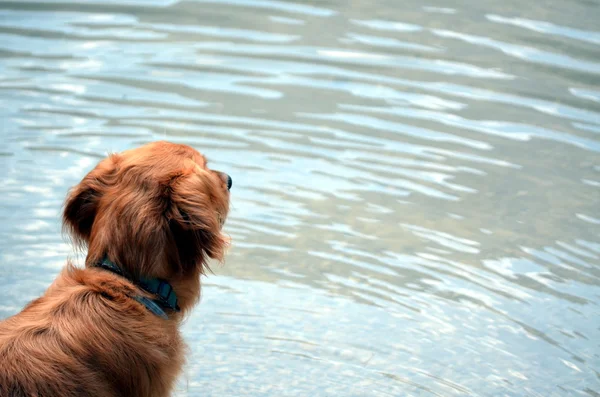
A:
[{"left": 1, "top": 0, "right": 599, "bottom": 395}]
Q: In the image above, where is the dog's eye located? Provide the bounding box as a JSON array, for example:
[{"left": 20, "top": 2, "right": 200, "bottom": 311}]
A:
[{"left": 226, "top": 174, "right": 232, "bottom": 191}]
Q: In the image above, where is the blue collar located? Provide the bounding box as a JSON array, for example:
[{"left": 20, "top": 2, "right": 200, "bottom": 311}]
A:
[{"left": 95, "top": 257, "right": 180, "bottom": 319}]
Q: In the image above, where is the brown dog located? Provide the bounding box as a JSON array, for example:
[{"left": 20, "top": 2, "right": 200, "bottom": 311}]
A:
[{"left": 0, "top": 141, "right": 231, "bottom": 397}]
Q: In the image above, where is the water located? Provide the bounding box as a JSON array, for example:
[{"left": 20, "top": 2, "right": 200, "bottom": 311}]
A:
[{"left": 0, "top": 0, "right": 599, "bottom": 395}]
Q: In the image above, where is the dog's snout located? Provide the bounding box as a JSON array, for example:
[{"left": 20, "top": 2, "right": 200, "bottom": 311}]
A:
[{"left": 215, "top": 171, "right": 232, "bottom": 190}]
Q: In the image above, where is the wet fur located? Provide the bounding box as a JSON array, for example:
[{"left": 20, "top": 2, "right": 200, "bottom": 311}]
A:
[{"left": 0, "top": 141, "right": 230, "bottom": 397}]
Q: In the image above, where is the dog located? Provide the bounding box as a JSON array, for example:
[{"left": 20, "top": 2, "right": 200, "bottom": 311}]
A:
[{"left": 0, "top": 141, "right": 232, "bottom": 397}]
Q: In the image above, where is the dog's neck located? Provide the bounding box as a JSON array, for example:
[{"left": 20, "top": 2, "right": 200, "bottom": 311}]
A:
[{"left": 94, "top": 256, "right": 180, "bottom": 319}]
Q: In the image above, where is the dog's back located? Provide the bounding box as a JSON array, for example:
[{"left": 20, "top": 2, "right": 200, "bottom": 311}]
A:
[{"left": 0, "top": 265, "right": 184, "bottom": 397}]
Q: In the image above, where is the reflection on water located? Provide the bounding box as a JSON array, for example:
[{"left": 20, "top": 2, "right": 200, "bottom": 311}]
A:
[{"left": 1, "top": 0, "right": 599, "bottom": 395}]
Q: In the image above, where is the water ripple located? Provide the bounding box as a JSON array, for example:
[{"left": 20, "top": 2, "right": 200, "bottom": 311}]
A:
[{"left": 1, "top": 1, "right": 599, "bottom": 396}]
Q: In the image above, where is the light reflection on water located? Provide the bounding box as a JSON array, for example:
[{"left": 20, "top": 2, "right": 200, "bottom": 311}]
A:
[{"left": 0, "top": 0, "right": 599, "bottom": 395}]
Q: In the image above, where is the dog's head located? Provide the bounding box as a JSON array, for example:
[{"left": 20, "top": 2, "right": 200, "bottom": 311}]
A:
[{"left": 63, "top": 141, "right": 231, "bottom": 310}]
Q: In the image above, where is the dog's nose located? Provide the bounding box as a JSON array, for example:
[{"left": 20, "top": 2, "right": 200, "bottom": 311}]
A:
[{"left": 226, "top": 174, "right": 232, "bottom": 190}]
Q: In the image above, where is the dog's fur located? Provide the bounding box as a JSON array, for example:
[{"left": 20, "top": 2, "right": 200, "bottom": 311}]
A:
[{"left": 0, "top": 141, "right": 230, "bottom": 397}]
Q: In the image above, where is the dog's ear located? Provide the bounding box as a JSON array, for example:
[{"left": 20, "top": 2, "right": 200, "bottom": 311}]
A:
[
  {"left": 168, "top": 170, "right": 228, "bottom": 274},
  {"left": 63, "top": 155, "right": 119, "bottom": 245}
]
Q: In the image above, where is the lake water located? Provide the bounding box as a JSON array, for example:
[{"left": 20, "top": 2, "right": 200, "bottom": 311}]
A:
[{"left": 1, "top": 0, "right": 599, "bottom": 396}]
